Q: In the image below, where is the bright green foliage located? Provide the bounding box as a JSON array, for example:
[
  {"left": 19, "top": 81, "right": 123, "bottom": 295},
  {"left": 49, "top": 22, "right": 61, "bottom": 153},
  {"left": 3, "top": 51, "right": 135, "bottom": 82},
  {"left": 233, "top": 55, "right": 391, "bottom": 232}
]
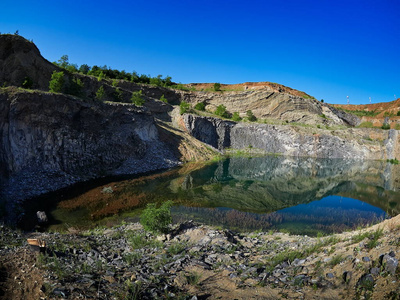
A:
[
  {"left": 160, "top": 94, "right": 168, "bottom": 103},
  {"left": 131, "top": 90, "right": 144, "bottom": 106},
  {"left": 49, "top": 71, "right": 65, "bottom": 93},
  {"left": 194, "top": 102, "right": 206, "bottom": 111},
  {"left": 215, "top": 104, "right": 229, "bottom": 118},
  {"left": 140, "top": 200, "right": 173, "bottom": 234},
  {"left": 22, "top": 76, "right": 33, "bottom": 89},
  {"left": 98, "top": 71, "right": 105, "bottom": 81},
  {"left": 232, "top": 112, "right": 242, "bottom": 121},
  {"left": 214, "top": 82, "right": 221, "bottom": 91},
  {"left": 180, "top": 101, "right": 190, "bottom": 114},
  {"left": 96, "top": 85, "right": 106, "bottom": 101},
  {"left": 246, "top": 110, "right": 257, "bottom": 122}
]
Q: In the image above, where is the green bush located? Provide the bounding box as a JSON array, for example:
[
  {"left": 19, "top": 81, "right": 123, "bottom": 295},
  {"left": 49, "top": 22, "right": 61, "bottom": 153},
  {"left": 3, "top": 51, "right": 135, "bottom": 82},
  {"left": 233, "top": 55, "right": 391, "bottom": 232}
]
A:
[
  {"left": 160, "top": 94, "right": 168, "bottom": 103},
  {"left": 131, "top": 90, "right": 144, "bottom": 106},
  {"left": 215, "top": 104, "right": 229, "bottom": 118},
  {"left": 49, "top": 71, "right": 65, "bottom": 93},
  {"left": 180, "top": 101, "right": 190, "bottom": 114},
  {"left": 68, "top": 77, "right": 84, "bottom": 96},
  {"left": 232, "top": 112, "right": 242, "bottom": 121},
  {"left": 397, "top": 111, "right": 400, "bottom": 116},
  {"left": 194, "top": 102, "right": 206, "bottom": 111},
  {"left": 96, "top": 85, "right": 106, "bottom": 101},
  {"left": 246, "top": 110, "right": 257, "bottom": 122},
  {"left": 22, "top": 76, "right": 33, "bottom": 89},
  {"left": 214, "top": 82, "right": 221, "bottom": 91},
  {"left": 382, "top": 123, "right": 391, "bottom": 130},
  {"left": 140, "top": 200, "right": 173, "bottom": 234}
]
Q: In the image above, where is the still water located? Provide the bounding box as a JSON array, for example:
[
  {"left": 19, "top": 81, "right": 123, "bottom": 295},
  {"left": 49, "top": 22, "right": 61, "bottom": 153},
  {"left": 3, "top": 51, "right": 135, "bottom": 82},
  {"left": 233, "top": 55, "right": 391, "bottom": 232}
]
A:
[{"left": 24, "top": 156, "right": 400, "bottom": 235}]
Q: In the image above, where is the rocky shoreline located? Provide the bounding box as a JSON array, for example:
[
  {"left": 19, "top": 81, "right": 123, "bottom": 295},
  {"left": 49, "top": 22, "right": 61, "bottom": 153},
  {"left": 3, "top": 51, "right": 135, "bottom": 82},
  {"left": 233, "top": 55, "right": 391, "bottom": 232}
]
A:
[{"left": 1, "top": 217, "right": 399, "bottom": 299}]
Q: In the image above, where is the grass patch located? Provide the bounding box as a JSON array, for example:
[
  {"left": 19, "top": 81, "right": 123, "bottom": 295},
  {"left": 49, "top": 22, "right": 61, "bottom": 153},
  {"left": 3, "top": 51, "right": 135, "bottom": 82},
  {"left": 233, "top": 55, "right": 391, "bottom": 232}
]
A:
[
  {"left": 327, "top": 254, "right": 345, "bottom": 267},
  {"left": 357, "top": 121, "right": 375, "bottom": 128}
]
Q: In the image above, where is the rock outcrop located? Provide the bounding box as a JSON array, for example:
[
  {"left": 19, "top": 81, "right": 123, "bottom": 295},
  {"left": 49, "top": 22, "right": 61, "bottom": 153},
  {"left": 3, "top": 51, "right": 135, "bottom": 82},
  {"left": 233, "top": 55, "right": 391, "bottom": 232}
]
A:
[
  {"left": 0, "top": 88, "right": 179, "bottom": 202},
  {"left": 182, "top": 114, "right": 399, "bottom": 160}
]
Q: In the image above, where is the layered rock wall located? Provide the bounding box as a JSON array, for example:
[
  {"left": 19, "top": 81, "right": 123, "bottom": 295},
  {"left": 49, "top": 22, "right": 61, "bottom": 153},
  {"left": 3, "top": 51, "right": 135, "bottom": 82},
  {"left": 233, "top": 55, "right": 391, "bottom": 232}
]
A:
[
  {"left": 183, "top": 114, "right": 399, "bottom": 160},
  {"left": 0, "top": 88, "right": 178, "bottom": 200}
]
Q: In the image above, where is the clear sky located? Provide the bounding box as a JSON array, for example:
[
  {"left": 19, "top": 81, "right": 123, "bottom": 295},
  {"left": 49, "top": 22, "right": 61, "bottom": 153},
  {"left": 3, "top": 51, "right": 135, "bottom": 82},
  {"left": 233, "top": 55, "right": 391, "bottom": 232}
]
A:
[{"left": 1, "top": 0, "right": 399, "bottom": 104}]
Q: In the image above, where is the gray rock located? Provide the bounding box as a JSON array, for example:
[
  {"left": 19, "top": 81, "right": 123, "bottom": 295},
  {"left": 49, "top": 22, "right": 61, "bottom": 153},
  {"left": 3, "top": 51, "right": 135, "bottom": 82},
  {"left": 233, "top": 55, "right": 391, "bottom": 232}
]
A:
[
  {"left": 326, "top": 273, "right": 335, "bottom": 279},
  {"left": 362, "top": 256, "right": 370, "bottom": 262},
  {"left": 382, "top": 254, "right": 399, "bottom": 275}
]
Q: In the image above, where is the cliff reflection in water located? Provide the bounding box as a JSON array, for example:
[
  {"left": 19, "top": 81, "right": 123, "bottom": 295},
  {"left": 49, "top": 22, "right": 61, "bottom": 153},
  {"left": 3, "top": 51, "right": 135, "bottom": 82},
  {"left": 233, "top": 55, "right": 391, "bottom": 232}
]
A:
[
  {"left": 47, "top": 156, "right": 400, "bottom": 234},
  {"left": 170, "top": 156, "right": 399, "bottom": 235}
]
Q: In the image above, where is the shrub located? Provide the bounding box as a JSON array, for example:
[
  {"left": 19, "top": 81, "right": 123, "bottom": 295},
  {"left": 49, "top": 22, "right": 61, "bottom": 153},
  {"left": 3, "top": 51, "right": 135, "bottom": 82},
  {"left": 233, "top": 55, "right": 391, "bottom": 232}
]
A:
[
  {"left": 160, "top": 94, "right": 168, "bottom": 103},
  {"left": 21, "top": 76, "right": 33, "bottom": 89},
  {"left": 180, "top": 101, "right": 190, "bottom": 114},
  {"left": 194, "top": 102, "right": 206, "bottom": 111},
  {"left": 113, "top": 88, "right": 123, "bottom": 102},
  {"left": 357, "top": 121, "right": 374, "bottom": 128},
  {"left": 131, "top": 90, "right": 144, "bottom": 106},
  {"left": 140, "top": 200, "right": 173, "bottom": 234},
  {"left": 395, "top": 123, "right": 400, "bottom": 130},
  {"left": 68, "top": 77, "right": 84, "bottom": 96},
  {"left": 214, "top": 82, "right": 221, "bottom": 91},
  {"left": 49, "top": 71, "right": 65, "bottom": 93},
  {"left": 98, "top": 71, "right": 105, "bottom": 81},
  {"left": 246, "top": 110, "right": 257, "bottom": 122},
  {"left": 397, "top": 111, "right": 400, "bottom": 116},
  {"left": 96, "top": 85, "right": 106, "bottom": 101},
  {"left": 232, "top": 112, "right": 242, "bottom": 121},
  {"left": 215, "top": 104, "right": 229, "bottom": 118},
  {"left": 382, "top": 123, "right": 391, "bottom": 130}
]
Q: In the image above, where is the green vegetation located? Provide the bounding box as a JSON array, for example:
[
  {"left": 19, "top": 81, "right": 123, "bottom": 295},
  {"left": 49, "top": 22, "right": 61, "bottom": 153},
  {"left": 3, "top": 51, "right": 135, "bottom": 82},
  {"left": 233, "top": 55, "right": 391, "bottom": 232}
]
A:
[
  {"left": 95, "top": 85, "right": 106, "bottom": 101},
  {"left": 53, "top": 54, "right": 177, "bottom": 87},
  {"left": 194, "top": 102, "right": 206, "bottom": 111},
  {"left": 159, "top": 94, "right": 168, "bottom": 103},
  {"left": 214, "top": 82, "right": 221, "bottom": 91},
  {"left": 140, "top": 200, "right": 173, "bottom": 234},
  {"left": 357, "top": 121, "right": 374, "bottom": 128},
  {"left": 246, "top": 110, "right": 257, "bottom": 122},
  {"left": 382, "top": 123, "right": 391, "bottom": 130},
  {"left": 180, "top": 101, "right": 190, "bottom": 114},
  {"left": 395, "top": 123, "right": 400, "bottom": 130},
  {"left": 69, "top": 77, "right": 84, "bottom": 97},
  {"left": 215, "top": 104, "right": 230, "bottom": 118},
  {"left": 49, "top": 71, "right": 65, "bottom": 93},
  {"left": 232, "top": 112, "right": 242, "bottom": 121},
  {"left": 327, "top": 254, "right": 345, "bottom": 267},
  {"left": 338, "top": 107, "right": 379, "bottom": 117},
  {"left": 131, "top": 90, "right": 144, "bottom": 106},
  {"left": 387, "top": 158, "right": 399, "bottom": 165},
  {"left": 397, "top": 111, "right": 400, "bottom": 116},
  {"left": 21, "top": 76, "right": 33, "bottom": 89}
]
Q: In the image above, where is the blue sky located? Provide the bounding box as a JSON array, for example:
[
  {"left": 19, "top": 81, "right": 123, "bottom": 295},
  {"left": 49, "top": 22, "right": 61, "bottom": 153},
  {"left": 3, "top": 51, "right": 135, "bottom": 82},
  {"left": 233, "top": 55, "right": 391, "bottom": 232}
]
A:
[{"left": 1, "top": 0, "right": 399, "bottom": 104}]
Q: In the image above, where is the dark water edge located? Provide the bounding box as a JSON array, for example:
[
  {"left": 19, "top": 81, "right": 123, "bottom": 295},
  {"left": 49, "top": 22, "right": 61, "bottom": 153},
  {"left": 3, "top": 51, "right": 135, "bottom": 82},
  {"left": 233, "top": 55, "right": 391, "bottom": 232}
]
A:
[{"left": 19, "top": 156, "right": 400, "bottom": 235}]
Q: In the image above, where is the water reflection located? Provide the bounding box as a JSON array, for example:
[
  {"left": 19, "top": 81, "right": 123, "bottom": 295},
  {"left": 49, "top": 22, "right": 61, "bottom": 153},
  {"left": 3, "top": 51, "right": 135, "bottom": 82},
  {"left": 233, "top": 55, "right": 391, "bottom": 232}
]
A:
[{"left": 26, "top": 156, "right": 400, "bottom": 235}]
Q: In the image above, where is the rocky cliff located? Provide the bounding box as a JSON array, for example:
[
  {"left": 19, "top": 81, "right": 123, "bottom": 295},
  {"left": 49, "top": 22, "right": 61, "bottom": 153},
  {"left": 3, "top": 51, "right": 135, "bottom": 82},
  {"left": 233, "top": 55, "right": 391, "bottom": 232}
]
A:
[
  {"left": 0, "top": 88, "right": 179, "bottom": 202},
  {"left": 182, "top": 114, "right": 399, "bottom": 160}
]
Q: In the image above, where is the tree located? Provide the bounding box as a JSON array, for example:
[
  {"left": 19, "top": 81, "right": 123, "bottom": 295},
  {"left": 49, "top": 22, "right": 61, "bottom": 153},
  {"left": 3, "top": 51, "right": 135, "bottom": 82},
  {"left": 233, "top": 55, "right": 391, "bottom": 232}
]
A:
[
  {"left": 56, "top": 55, "right": 69, "bottom": 69},
  {"left": 49, "top": 71, "right": 64, "bottom": 93},
  {"left": 96, "top": 85, "right": 106, "bottom": 101},
  {"left": 131, "top": 90, "right": 145, "bottom": 106},
  {"left": 140, "top": 200, "right": 173, "bottom": 234},
  {"left": 68, "top": 77, "right": 84, "bottom": 96},
  {"left": 98, "top": 71, "right": 105, "bottom": 81},
  {"left": 246, "top": 110, "right": 257, "bottom": 122},
  {"left": 232, "top": 112, "right": 242, "bottom": 121},
  {"left": 21, "top": 77, "right": 33, "bottom": 89},
  {"left": 180, "top": 101, "right": 190, "bottom": 114},
  {"left": 79, "top": 64, "right": 91, "bottom": 74},
  {"left": 214, "top": 82, "right": 221, "bottom": 91},
  {"left": 215, "top": 104, "right": 229, "bottom": 118}
]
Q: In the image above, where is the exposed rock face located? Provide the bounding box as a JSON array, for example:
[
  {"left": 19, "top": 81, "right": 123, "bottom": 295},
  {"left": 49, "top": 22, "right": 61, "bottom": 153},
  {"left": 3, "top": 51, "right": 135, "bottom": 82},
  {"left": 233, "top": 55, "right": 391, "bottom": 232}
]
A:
[
  {"left": 183, "top": 114, "right": 235, "bottom": 150},
  {"left": 0, "top": 88, "right": 178, "bottom": 201},
  {"left": 0, "top": 34, "right": 59, "bottom": 90},
  {"left": 182, "top": 90, "right": 360, "bottom": 127},
  {"left": 182, "top": 114, "right": 399, "bottom": 160}
]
